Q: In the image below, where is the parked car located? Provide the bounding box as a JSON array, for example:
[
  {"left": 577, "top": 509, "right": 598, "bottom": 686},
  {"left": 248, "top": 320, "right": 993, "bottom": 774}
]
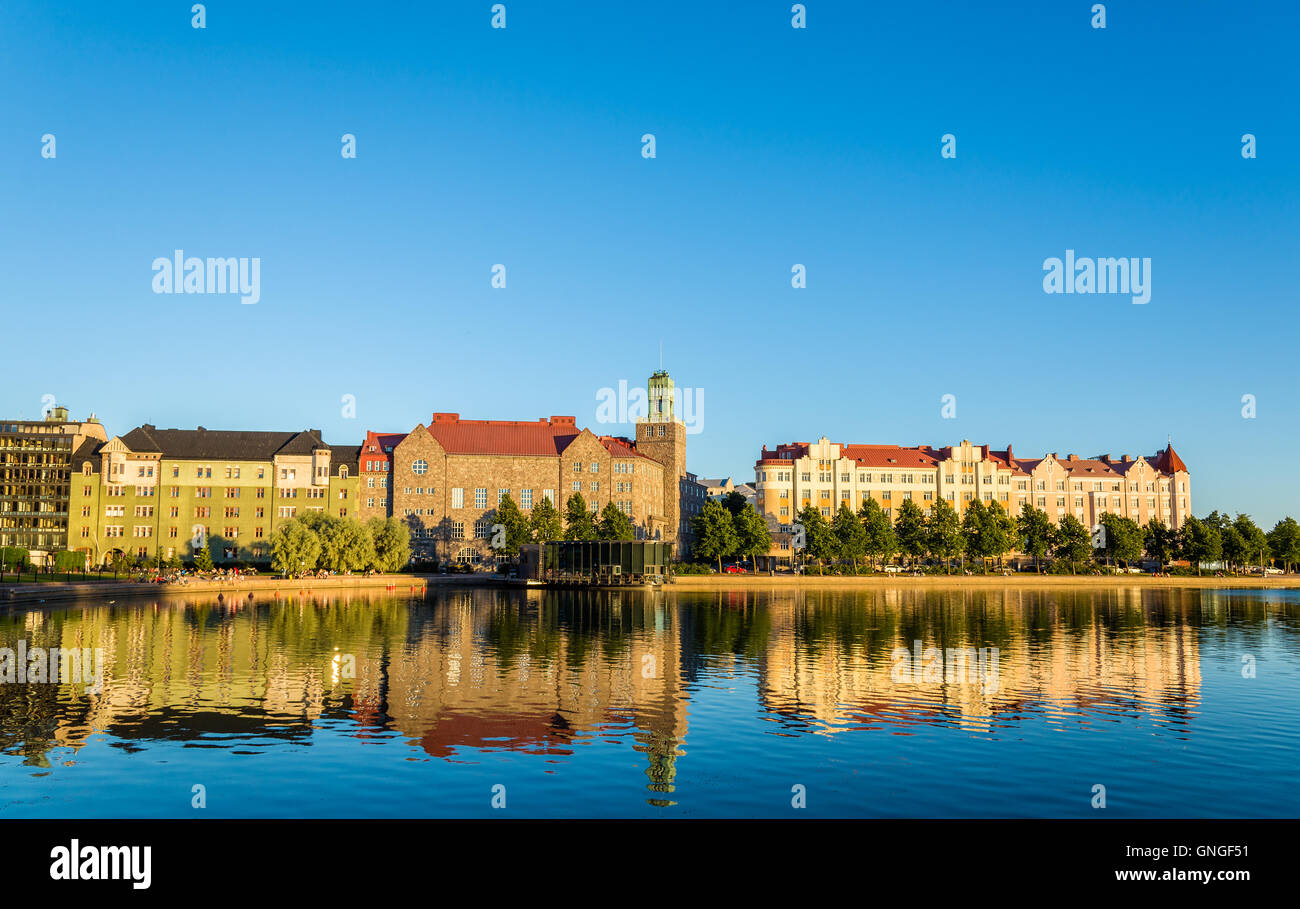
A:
[
  {"left": 723, "top": 564, "right": 748, "bottom": 574},
  {"left": 883, "top": 565, "right": 902, "bottom": 574},
  {"left": 1264, "top": 567, "right": 1283, "bottom": 576}
]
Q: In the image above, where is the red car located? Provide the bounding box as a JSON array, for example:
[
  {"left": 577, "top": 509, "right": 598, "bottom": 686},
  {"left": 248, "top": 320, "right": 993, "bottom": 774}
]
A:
[{"left": 723, "top": 565, "right": 748, "bottom": 574}]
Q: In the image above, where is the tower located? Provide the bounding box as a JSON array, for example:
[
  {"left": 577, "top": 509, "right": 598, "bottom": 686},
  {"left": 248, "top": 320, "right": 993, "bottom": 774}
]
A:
[{"left": 636, "top": 370, "right": 688, "bottom": 552}]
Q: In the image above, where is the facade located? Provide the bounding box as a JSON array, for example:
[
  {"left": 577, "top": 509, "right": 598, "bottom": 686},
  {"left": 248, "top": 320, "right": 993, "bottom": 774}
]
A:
[
  {"left": 369, "top": 413, "right": 667, "bottom": 565},
  {"left": 0, "top": 406, "right": 108, "bottom": 565},
  {"left": 754, "top": 436, "right": 1191, "bottom": 564},
  {"left": 68, "top": 425, "right": 359, "bottom": 566},
  {"left": 361, "top": 371, "right": 696, "bottom": 565},
  {"left": 634, "top": 370, "right": 693, "bottom": 556}
]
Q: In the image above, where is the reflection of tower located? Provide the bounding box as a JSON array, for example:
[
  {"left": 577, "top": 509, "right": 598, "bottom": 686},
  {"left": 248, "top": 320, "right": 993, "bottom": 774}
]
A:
[{"left": 635, "top": 370, "right": 687, "bottom": 553}]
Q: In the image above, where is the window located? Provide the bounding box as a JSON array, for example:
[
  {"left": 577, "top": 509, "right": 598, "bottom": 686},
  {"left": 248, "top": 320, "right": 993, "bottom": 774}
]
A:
[
  {"left": 474, "top": 488, "right": 487, "bottom": 509},
  {"left": 452, "top": 488, "right": 464, "bottom": 509},
  {"left": 521, "top": 489, "right": 533, "bottom": 509},
  {"left": 227, "top": 487, "right": 240, "bottom": 498},
  {"left": 412, "top": 459, "right": 428, "bottom": 475},
  {"left": 497, "top": 488, "right": 509, "bottom": 505},
  {"left": 543, "top": 489, "right": 554, "bottom": 504},
  {"left": 449, "top": 521, "right": 465, "bottom": 540}
]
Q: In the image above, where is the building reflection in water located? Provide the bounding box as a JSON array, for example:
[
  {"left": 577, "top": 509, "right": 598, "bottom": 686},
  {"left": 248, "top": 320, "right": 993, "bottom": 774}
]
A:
[{"left": 1, "top": 585, "right": 1282, "bottom": 803}]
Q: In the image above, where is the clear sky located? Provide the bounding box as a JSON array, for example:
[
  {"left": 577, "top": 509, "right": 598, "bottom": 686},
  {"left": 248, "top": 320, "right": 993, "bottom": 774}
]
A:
[{"left": 2, "top": 2, "right": 1296, "bottom": 525}]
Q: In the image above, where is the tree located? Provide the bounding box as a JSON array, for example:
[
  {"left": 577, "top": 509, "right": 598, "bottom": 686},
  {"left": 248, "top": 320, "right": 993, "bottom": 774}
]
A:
[
  {"left": 1098, "top": 513, "right": 1143, "bottom": 567},
  {"left": 1178, "top": 515, "right": 1222, "bottom": 575},
  {"left": 1017, "top": 504, "right": 1052, "bottom": 573},
  {"left": 367, "top": 516, "right": 411, "bottom": 572},
  {"left": 493, "top": 493, "right": 533, "bottom": 555},
  {"left": 795, "top": 504, "right": 838, "bottom": 567},
  {"left": 691, "top": 499, "right": 738, "bottom": 572},
  {"left": 720, "top": 491, "right": 748, "bottom": 517},
  {"left": 529, "top": 496, "right": 563, "bottom": 543},
  {"left": 1232, "top": 513, "right": 1269, "bottom": 572},
  {"left": 732, "top": 504, "right": 772, "bottom": 571},
  {"left": 1143, "top": 518, "right": 1178, "bottom": 571},
  {"left": 564, "top": 493, "right": 596, "bottom": 541},
  {"left": 893, "top": 499, "right": 928, "bottom": 568},
  {"left": 927, "top": 498, "right": 964, "bottom": 573},
  {"left": 1267, "top": 517, "right": 1300, "bottom": 573},
  {"left": 983, "top": 500, "right": 1016, "bottom": 567},
  {"left": 1051, "top": 514, "right": 1093, "bottom": 573},
  {"left": 317, "top": 517, "right": 375, "bottom": 572},
  {"left": 193, "top": 544, "right": 214, "bottom": 572},
  {"left": 832, "top": 502, "right": 869, "bottom": 571},
  {"left": 859, "top": 498, "right": 897, "bottom": 570},
  {"left": 271, "top": 518, "right": 322, "bottom": 576},
  {"left": 595, "top": 502, "right": 636, "bottom": 541}
]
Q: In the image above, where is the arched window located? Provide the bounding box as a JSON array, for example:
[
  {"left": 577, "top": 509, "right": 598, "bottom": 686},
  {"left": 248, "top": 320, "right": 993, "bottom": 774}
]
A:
[{"left": 339, "top": 466, "right": 348, "bottom": 479}]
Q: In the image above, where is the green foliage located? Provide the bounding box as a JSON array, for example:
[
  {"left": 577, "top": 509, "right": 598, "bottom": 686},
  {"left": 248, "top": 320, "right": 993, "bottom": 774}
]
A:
[
  {"left": 795, "top": 503, "right": 838, "bottom": 565},
  {"left": 494, "top": 493, "right": 534, "bottom": 554},
  {"left": 52, "top": 550, "right": 85, "bottom": 573},
  {"left": 270, "top": 518, "right": 323, "bottom": 575},
  {"left": 1016, "top": 503, "right": 1052, "bottom": 571},
  {"left": 926, "top": 498, "right": 964, "bottom": 569},
  {"left": 832, "top": 502, "right": 869, "bottom": 569},
  {"left": 193, "top": 545, "right": 214, "bottom": 572},
  {"left": 892, "top": 499, "right": 927, "bottom": 566},
  {"left": 367, "top": 517, "right": 411, "bottom": 572},
  {"left": 317, "top": 516, "right": 376, "bottom": 572},
  {"left": 1142, "top": 518, "right": 1178, "bottom": 568},
  {"left": 859, "top": 498, "right": 897, "bottom": 570},
  {"left": 1178, "top": 515, "right": 1221, "bottom": 572},
  {"left": 1098, "top": 513, "right": 1144, "bottom": 565},
  {"left": 692, "top": 499, "right": 738, "bottom": 571},
  {"left": 0, "top": 547, "right": 30, "bottom": 571},
  {"left": 1268, "top": 517, "right": 1300, "bottom": 571},
  {"left": 595, "top": 501, "right": 635, "bottom": 541},
  {"left": 732, "top": 504, "right": 772, "bottom": 568},
  {"left": 1051, "top": 514, "right": 1093, "bottom": 572},
  {"left": 529, "top": 495, "right": 563, "bottom": 543},
  {"left": 720, "top": 491, "right": 748, "bottom": 517},
  {"left": 564, "top": 493, "right": 595, "bottom": 541},
  {"left": 1231, "top": 513, "right": 1269, "bottom": 569}
]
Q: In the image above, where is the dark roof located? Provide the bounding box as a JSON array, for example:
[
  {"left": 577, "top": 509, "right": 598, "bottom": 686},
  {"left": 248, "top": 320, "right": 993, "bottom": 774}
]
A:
[
  {"left": 331, "top": 445, "right": 361, "bottom": 471},
  {"left": 72, "top": 438, "right": 103, "bottom": 470},
  {"left": 119, "top": 425, "right": 336, "bottom": 460}
]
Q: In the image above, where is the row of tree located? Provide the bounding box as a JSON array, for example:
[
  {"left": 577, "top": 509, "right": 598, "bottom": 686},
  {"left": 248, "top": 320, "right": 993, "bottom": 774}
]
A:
[
  {"left": 487, "top": 492, "right": 642, "bottom": 557},
  {"left": 692, "top": 495, "right": 1300, "bottom": 575},
  {"left": 269, "top": 514, "right": 411, "bottom": 576}
]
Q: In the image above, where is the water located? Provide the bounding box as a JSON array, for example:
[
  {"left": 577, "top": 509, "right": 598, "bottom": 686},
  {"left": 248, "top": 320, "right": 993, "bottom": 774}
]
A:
[{"left": 1, "top": 585, "right": 1297, "bottom": 818}]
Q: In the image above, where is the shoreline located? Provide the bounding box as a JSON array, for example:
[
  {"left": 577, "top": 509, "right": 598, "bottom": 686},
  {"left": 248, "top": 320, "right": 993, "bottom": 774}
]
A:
[
  {"left": 665, "top": 574, "right": 1300, "bottom": 590},
  {"left": 2, "top": 572, "right": 1295, "bottom": 608}
]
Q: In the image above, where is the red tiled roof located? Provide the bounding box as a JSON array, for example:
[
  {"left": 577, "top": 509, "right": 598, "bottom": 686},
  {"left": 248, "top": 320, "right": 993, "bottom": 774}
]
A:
[
  {"left": 425, "top": 415, "right": 581, "bottom": 456},
  {"left": 840, "top": 444, "right": 942, "bottom": 468},
  {"left": 598, "top": 435, "right": 655, "bottom": 461},
  {"left": 1152, "top": 445, "right": 1188, "bottom": 473}
]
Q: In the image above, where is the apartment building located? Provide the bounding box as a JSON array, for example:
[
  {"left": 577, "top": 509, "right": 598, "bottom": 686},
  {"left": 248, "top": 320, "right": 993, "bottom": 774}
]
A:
[
  {"left": 754, "top": 436, "right": 1191, "bottom": 561},
  {"left": 68, "top": 425, "right": 359, "bottom": 566}
]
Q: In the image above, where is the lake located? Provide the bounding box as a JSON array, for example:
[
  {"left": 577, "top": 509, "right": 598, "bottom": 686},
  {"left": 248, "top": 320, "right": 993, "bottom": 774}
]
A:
[{"left": 1, "top": 584, "right": 1297, "bottom": 817}]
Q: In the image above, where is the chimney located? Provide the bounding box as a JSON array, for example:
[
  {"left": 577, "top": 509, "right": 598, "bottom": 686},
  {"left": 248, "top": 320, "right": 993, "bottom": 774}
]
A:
[{"left": 1122, "top": 454, "right": 1132, "bottom": 462}]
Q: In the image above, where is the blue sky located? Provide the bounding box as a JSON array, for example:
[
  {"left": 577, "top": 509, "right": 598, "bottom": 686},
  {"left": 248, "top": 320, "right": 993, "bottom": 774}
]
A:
[{"left": 2, "top": 2, "right": 1296, "bottom": 524}]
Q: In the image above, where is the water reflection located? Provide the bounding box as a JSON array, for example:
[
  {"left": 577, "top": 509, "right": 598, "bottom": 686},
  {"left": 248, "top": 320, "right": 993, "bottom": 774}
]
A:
[{"left": 0, "top": 585, "right": 1295, "bottom": 814}]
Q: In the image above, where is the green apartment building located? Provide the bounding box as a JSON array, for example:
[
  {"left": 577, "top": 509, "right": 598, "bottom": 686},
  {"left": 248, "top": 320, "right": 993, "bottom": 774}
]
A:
[{"left": 69, "top": 425, "right": 360, "bottom": 567}]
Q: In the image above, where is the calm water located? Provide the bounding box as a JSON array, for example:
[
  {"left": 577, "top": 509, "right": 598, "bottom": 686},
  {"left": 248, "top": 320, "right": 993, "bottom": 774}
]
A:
[{"left": 1, "top": 585, "right": 1297, "bottom": 818}]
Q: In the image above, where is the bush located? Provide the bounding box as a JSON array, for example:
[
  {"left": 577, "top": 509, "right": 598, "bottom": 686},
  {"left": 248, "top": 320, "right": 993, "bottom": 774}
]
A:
[
  {"left": 52, "top": 550, "right": 85, "bottom": 573},
  {"left": 1, "top": 547, "right": 30, "bottom": 571},
  {"left": 671, "top": 561, "right": 713, "bottom": 575}
]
